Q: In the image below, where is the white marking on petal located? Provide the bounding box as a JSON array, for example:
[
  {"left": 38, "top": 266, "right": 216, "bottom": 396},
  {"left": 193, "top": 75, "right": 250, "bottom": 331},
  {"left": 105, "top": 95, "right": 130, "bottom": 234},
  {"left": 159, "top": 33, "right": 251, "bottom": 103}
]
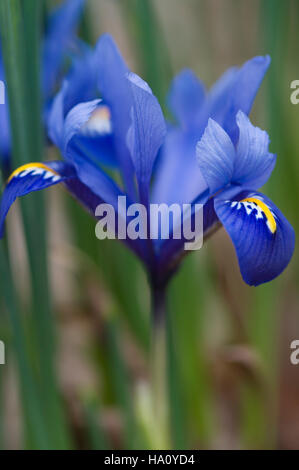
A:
[
  {"left": 82, "top": 106, "right": 112, "bottom": 137},
  {"left": 43, "top": 170, "right": 56, "bottom": 180},
  {"left": 52, "top": 175, "right": 61, "bottom": 183}
]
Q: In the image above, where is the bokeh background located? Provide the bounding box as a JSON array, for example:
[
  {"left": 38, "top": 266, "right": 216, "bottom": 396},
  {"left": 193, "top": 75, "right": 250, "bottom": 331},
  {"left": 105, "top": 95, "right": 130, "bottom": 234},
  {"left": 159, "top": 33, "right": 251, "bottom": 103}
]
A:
[{"left": 0, "top": 0, "right": 298, "bottom": 450}]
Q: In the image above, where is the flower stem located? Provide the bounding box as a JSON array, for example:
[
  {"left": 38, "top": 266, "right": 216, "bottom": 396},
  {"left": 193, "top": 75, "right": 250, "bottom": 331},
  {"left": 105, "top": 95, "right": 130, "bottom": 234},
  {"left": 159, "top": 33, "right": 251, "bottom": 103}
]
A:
[{"left": 150, "top": 285, "right": 171, "bottom": 449}]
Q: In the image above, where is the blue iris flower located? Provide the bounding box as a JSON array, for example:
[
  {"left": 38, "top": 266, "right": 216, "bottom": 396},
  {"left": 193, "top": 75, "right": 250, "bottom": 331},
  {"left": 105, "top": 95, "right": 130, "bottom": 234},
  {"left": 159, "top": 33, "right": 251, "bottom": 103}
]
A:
[
  {"left": 0, "top": 0, "right": 85, "bottom": 173},
  {"left": 196, "top": 111, "right": 294, "bottom": 285},
  {"left": 0, "top": 33, "right": 294, "bottom": 288}
]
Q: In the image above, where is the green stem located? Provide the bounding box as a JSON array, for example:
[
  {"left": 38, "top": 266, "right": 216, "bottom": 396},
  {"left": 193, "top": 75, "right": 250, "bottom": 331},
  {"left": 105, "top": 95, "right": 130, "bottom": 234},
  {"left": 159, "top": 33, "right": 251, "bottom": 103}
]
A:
[
  {"left": 0, "top": 242, "right": 50, "bottom": 449},
  {"left": 150, "top": 286, "right": 171, "bottom": 449},
  {"left": 0, "top": 0, "right": 71, "bottom": 448}
]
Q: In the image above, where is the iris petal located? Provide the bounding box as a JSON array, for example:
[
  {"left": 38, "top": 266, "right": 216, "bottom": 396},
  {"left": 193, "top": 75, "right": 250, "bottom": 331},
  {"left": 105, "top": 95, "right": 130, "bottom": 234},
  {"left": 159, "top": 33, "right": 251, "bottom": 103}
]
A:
[
  {"left": 96, "top": 34, "right": 135, "bottom": 197},
  {"left": 127, "top": 76, "right": 166, "bottom": 203},
  {"left": 63, "top": 45, "right": 98, "bottom": 116},
  {"left": 0, "top": 52, "right": 11, "bottom": 169},
  {"left": 233, "top": 111, "right": 276, "bottom": 188},
  {"left": 214, "top": 191, "right": 295, "bottom": 286},
  {"left": 66, "top": 144, "right": 125, "bottom": 212},
  {"left": 167, "top": 69, "right": 206, "bottom": 129},
  {"left": 59, "top": 100, "right": 124, "bottom": 208},
  {"left": 153, "top": 56, "right": 270, "bottom": 210},
  {"left": 151, "top": 129, "right": 208, "bottom": 206},
  {"left": 212, "top": 55, "right": 271, "bottom": 143},
  {"left": 196, "top": 118, "right": 236, "bottom": 195},
  {"left": 62, "top": 99, "right": 101, "bottom": 155},
  {"left": 0, "top": 162, "right": 73, "bottom": 237},
  {"left": 48, "top": 81, "right": 68, "bottom": 149},
  {"left": 42, "top": 0, "right": 85, "bottom": 99},
  {"left": 0, "top": 161, "right": 146, "bottom": 263}
]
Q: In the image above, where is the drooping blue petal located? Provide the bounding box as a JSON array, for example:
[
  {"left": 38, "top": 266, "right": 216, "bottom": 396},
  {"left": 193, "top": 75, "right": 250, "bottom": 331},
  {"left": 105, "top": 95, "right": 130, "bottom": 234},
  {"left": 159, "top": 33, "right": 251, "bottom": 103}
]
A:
[
  {"left": 0, "top": 160, "right": 147, "bottom": 263},
  {"left": 196, "top": 118, "right": 236, "bottom": 195},
  {"left": 67, "top": 143, "right": 125, "bottom": 212},
  {"left": 0, "top": 162, "right": 73, "bottom": 237},
  {"left": 42, "top": 0, "right": 85, "bottom": 99},
  {"left": 233, "top": 110, "right": 276, "bottom": 188},
  {"left": 214, "top": 191, "right": 295, "bottom": 286},
  {"left": 167, "top": 69, "right": 206, "bottom": 129},
  {"left": 47, "top": 161, "right": 147, "bottom": 262},
  {"left": 127, "top": 75, "right": 166, "bottom": 204}
]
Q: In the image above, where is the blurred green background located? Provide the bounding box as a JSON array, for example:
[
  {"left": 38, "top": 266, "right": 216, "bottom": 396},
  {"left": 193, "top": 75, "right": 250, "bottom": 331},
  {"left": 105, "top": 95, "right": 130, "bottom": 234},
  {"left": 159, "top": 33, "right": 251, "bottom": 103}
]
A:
[{"left": 0, "top": 0, "right": 298, "bottom": 450}]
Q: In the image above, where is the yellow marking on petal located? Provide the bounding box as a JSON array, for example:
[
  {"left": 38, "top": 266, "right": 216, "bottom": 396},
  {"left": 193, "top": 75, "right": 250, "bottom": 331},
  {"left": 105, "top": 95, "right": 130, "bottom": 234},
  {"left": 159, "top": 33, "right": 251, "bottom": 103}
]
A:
[
  {"left": 241, "top": 197, "right": 277, "bottom": 234},
  {"left": 7, "top": 163, "right": 58, "bottom": 184}
]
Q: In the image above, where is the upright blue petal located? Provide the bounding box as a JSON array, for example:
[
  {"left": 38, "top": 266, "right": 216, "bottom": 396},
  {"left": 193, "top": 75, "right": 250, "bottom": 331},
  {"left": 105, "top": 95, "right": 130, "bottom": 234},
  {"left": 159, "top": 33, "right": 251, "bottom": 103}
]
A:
[
  {"left": 48, "top": 80, "right": 68, "bottom": 150},
  {"left": 42, "top": 0, "right": 85, "bottom": 99},
  {"left": 233, "top": 110, "right": 276, "bottom": 189},
  {"left": 204, "top": 56, "right": 270, "bottom": 143},
  {"left": 204, "top": 66, "right": 238, "bottom": 121},
  {"left": 0, "top": 52, "right": 11, "bottom": 169},
  {"left": 62, "top": 44, "right": 99, "bottom": 116},
  {"left": 62, "top": 100, "right": 125, "bottom": 211},
  {"left": 62, "top": 99, "right": 101, "bottom": 155},
  {"left": 152, "top": 68, "right": 236, "bottom": 205},
  {"left": 128, "top": 72, "right": 153, "bottom": 94},
  {"left": 196, "top": 118, "right": 236, "bottom": 195},
  {"left": 127, "top": 75, "right": 166, "bottom": 204},
  {"left": 214, "top": 191, "right": 295, "bottom": 286},
  {"left": 96, "top": 34, "right": 135, "bottom": 197},
  {"left": 151, "top": 128, "right": 208, "bottom": 206},
  {"left": 167, "top": 69, "right": 206, "bottom": 129},
  {"left": 220, "top": 56, "right": 271, "bottom": 143},
  {"left": 48, "top": 67, "right": 118, "bottom": 169},
  {"left": 153, "top": 56, "right": 270, "bottom": 209}
]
